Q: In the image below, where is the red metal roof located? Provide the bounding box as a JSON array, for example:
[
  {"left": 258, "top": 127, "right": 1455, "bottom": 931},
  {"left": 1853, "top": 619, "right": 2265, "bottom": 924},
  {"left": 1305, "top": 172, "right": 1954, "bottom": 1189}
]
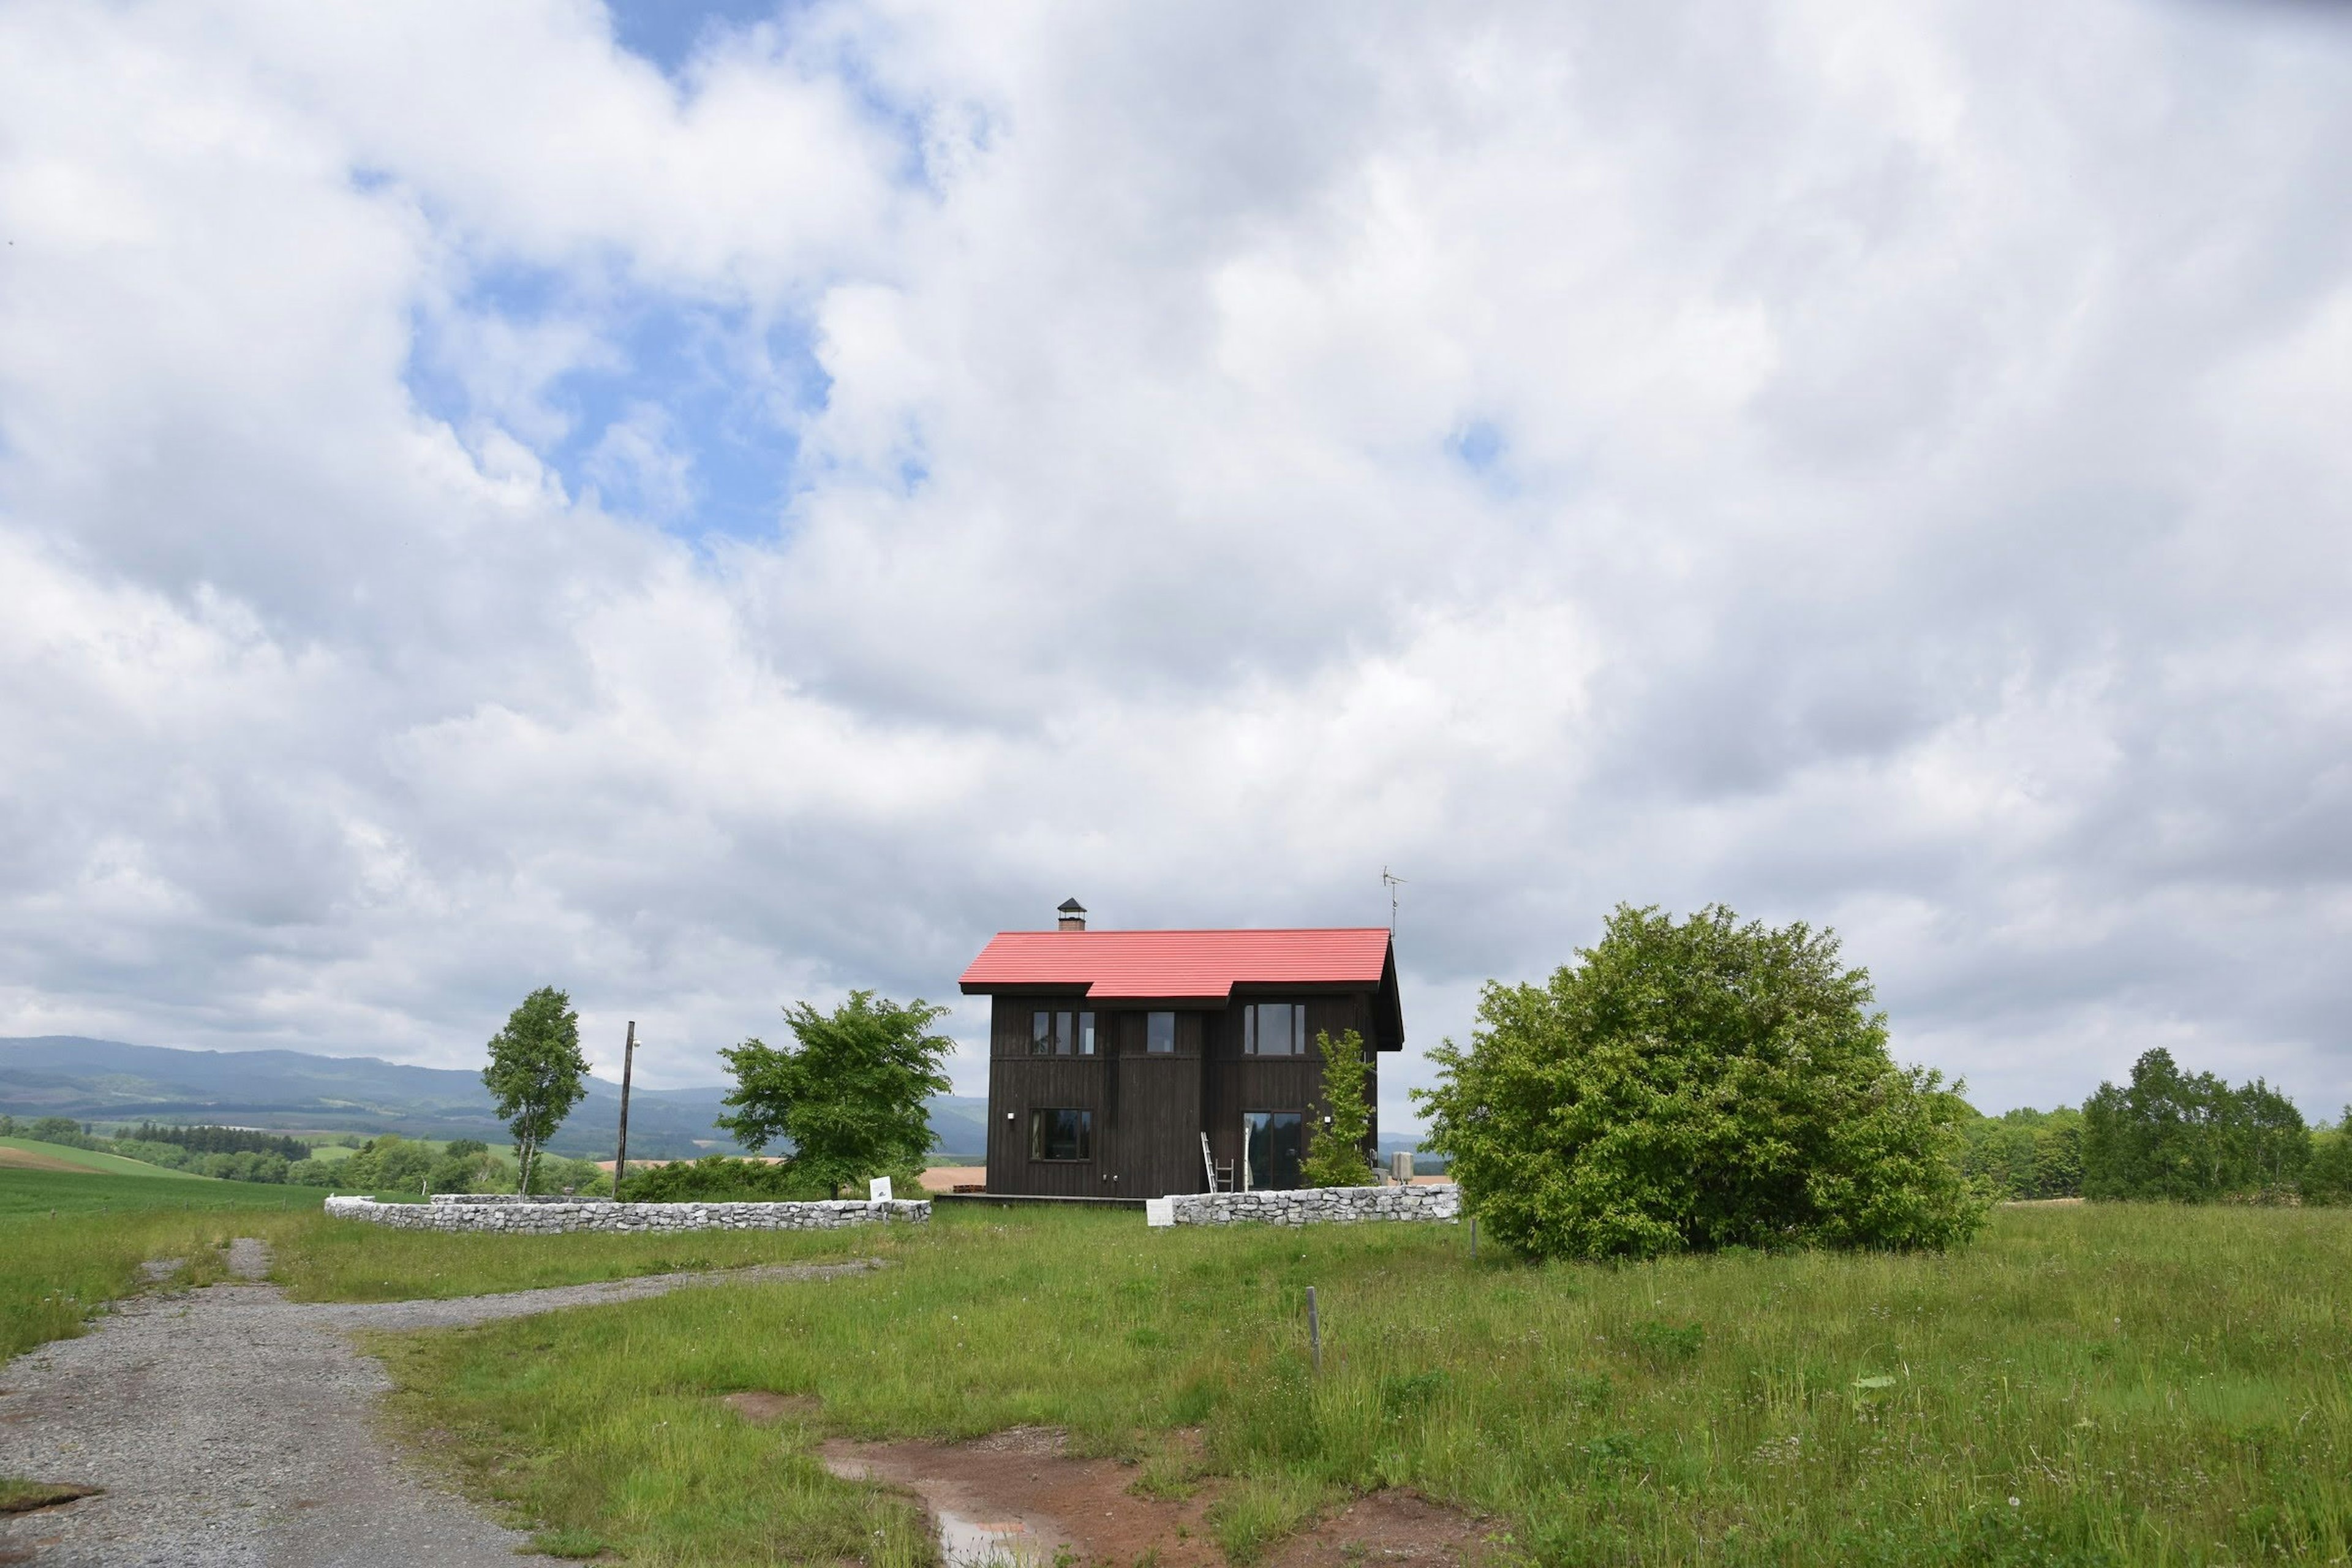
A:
[{"left": 959, "top": 927, "right": 1393, "bottom": 1001}]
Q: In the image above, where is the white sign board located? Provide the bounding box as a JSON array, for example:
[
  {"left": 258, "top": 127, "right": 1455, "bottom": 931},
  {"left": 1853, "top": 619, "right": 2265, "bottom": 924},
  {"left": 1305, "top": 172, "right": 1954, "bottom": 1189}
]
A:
[
  {"left": 868, "top": 1176, "right": 893, "bottom": 1202},
  {"left": 1144, "top": 1197, "right": 1175, "bottom": 1228}
]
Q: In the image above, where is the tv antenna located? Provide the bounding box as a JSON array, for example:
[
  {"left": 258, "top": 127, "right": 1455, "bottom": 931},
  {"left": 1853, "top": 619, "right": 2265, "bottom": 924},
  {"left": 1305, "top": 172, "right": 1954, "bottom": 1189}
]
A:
[{"left": 1382, "top": 866, "right": 1406, "bottom": 935}]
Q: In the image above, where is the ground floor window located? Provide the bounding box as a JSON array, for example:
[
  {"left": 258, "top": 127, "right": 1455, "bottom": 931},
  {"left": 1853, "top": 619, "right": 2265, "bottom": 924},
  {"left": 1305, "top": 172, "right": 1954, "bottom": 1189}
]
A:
[
  {"left": 1029, "top": 1107, "right": 1093, "bottom": 1161},
  {"left": 1245, "top": 1110, "right": 1303, "bottom": 1190}
]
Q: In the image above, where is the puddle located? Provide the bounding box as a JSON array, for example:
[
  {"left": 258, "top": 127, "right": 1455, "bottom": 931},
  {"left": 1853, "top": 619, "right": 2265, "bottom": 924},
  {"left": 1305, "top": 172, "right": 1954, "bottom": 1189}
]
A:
[
  {"left": 821, "top": 1429, "right": 1490, "bottom": 1568},
  {"left": 935, "top": 1503, "right": 1049, "bottom": 1567}
]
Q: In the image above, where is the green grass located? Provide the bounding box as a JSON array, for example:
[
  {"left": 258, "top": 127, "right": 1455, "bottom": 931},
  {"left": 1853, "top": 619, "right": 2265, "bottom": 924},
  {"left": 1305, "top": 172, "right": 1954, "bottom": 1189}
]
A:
[
  {"left": 269, "top": 1213, "right": 887, "bottom": 1302},
  {"left": 0, "top": 1477, "right": 99, "bottom": 1513},
  {"left": 346, "top": 1203, "right": 2352, "bottom": 1567}
]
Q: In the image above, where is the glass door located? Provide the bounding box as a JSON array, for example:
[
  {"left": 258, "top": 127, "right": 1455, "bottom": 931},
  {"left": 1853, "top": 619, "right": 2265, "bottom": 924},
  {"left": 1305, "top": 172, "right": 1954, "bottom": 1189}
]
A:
[{"left": 1243, "top": 1111, "right": 1303, "bottom": 1191}]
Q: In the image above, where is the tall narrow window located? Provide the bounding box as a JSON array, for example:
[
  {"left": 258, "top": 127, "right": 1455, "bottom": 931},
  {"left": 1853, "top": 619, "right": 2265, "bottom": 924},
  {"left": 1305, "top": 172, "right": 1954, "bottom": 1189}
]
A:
[
  {"left": 1146, "top": 1011, "right": 1176, "bottom": 1053},
  {"left": 1079, "top": 1011, "right": 1096, "bottom": 1055},
  {"left": 1029, "top": 1108, "right": 1093, "bottom": 1161},
  {"left": 1243, "top": 1003, "right": 1305, "bottom": 1056}
]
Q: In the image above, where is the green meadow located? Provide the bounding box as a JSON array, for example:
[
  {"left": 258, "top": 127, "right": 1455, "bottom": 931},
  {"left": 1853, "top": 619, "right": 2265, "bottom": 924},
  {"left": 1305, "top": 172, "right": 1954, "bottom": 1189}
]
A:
[
  {"left": 3, "top": 1170, "right": 2347, "bottom": 1567},
  {"left": 370, "top": 1204, "right": 2350, "bottom": 1567}
]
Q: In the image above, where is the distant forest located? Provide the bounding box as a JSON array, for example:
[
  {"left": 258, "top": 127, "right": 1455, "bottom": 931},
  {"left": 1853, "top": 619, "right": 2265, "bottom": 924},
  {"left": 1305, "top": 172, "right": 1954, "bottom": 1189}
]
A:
[{"left": 122, "top": 1122, "right": 312, "bottom": 1161}]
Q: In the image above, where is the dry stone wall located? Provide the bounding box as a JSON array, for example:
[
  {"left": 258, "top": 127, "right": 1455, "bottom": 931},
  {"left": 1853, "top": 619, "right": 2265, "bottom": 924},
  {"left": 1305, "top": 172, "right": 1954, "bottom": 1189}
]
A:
[
  {"left": 1148, "top": 1184, "right": 1460, "bottom": 1227},
  {"left": 325, "top": 1194, "right": 930, "bottom": 1233}
]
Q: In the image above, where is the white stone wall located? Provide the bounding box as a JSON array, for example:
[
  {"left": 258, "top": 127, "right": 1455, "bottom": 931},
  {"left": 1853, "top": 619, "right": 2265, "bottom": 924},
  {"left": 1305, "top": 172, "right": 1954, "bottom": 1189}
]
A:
[
  {"left": 325, "top": 1195, "right": 930, "bottom": 1233},
  {"left": 1152, "top": 1184, "right": 1460, "bottom": 1227}
]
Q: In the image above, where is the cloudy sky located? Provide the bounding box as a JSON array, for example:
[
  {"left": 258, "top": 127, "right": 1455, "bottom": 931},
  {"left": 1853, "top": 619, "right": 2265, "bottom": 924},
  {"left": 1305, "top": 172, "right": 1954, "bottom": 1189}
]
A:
[{"left": 2, "top": 0, "right": 2349, "bottom": 1129}]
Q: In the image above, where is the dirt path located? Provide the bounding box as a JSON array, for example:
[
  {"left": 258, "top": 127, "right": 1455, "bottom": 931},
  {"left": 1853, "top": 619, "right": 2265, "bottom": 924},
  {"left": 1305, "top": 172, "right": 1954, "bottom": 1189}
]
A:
[{"left": 0, "top": 1243, "right": 880, "bottom": 1567}]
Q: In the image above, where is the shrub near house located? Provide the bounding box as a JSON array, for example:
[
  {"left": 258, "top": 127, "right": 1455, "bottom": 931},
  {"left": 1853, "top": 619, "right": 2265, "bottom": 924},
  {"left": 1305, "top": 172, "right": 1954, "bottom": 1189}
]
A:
[{"left": 1417, "top": 904, "right": 1986, "bottom": 1261}]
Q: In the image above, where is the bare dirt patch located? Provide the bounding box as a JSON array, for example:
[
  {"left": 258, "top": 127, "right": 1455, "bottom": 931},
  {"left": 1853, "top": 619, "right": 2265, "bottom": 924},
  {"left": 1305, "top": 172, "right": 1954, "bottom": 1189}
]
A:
[
  {"left": 822, "top": 1428, "right": 1490, "bottom": 1568},
  {"left": 1272, "top": 1491, "right": 1489, "bottom": 1568},
  {"left": 719, "top": 1391, "right": 824, "bottom": 1425},
  {"left": 0, "top": 1147, "right": 83, "bottom": 1173}
]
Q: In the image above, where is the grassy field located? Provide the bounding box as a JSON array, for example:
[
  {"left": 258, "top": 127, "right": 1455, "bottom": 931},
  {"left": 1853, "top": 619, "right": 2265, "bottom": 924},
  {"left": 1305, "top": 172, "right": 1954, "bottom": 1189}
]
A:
[
  {"left": 0, "top": 1133, "right": 212, "bottom": 1179},
  {"left": 340, "top": 1204, "right": 2352, "bottom": 1567},
  {"left": 7, "top": 1189, "right": 2348, "bottom": 1566}
]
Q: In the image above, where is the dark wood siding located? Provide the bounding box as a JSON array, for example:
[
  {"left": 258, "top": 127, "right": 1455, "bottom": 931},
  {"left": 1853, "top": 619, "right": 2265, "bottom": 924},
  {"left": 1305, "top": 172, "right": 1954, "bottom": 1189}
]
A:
[
  {"left": 986, "top": 992, "right": 1379, "bottom": 1196},
  {"left": 1202, "top": 993, "right": 1378, "bottom": 1185}
]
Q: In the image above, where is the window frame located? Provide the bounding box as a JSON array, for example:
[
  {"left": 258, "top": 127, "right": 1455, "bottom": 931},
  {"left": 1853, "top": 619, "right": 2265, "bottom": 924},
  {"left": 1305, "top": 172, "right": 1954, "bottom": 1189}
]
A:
[
  {"left": 1242, "top": 1001, "right": 1307, "bottom": 1057},
  {"left": 1145, "top": 1011, "right": 1177, "bottom": 1054},
  {"left": 1029, "top": 1008, "right": 1096, "bottom": 1056},
  {"left": 1028, "top": 1107, "right": 1094, "bottom": 1162}
]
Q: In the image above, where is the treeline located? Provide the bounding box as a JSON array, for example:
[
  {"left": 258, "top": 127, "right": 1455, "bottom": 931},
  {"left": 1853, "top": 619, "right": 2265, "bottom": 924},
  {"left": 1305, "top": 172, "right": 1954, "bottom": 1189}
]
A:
[
  {"left": 122, "top": 1122, "right": 311, "bottom": 1161},
  {"left": 1958, "top": 1106, "right": 2083, "bottom": 1199},
  {"left": 1962, "top": 1049, "right": 2352, "bottom": 1206},
  {"left": 2083, "top": 1049, "right": 2348, "bottom": 1204},
  {"left": 288, "top": 1134, "right": 609, "bottom": 1197},
  {"left": 0, "top": 1115, "right": 100, "bottom": 1148}
]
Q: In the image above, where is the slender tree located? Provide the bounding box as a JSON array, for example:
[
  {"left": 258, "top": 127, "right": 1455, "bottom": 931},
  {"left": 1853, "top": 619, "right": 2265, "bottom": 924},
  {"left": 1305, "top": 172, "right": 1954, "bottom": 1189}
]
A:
[
  {"left": 1302, "top": 1028, "right": 1378, "bottom": 1187},
  {"left": 481, "top": 986, "right": 590, "bottom": 1197}
]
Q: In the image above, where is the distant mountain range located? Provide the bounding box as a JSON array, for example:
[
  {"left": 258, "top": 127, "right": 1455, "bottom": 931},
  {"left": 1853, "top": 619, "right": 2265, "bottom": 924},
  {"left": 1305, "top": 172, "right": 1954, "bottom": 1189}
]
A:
[{"left": 0, "top": 1036, "right": 990, "bottom": 1161}]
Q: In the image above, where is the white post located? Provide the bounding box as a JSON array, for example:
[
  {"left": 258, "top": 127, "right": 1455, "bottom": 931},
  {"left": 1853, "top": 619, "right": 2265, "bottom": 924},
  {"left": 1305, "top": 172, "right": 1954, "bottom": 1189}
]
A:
[{"left": 1242, "top": 1121, "right": 1253, "bottom": 1193}]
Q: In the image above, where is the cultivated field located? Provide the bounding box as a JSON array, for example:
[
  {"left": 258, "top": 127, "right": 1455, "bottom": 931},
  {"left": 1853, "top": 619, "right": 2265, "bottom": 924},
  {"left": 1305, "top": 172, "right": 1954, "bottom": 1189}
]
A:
[{"left": 4, "top": 1165, "right": 2348, "bottom": 1566}]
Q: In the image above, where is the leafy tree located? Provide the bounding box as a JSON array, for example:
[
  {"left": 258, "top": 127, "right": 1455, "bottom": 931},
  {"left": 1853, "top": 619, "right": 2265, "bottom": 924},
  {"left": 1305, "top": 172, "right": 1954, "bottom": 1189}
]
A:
[
  {"left": 28, "top": 1117, "right": 91, "bottom": 1149},
  {"left": 342, "top": 1134, "right": 434, "bottom": 1194},
  {"left": 2081, "top": 1049, "right": 2308, "bottom": 1202},
  {"left": 2303, "top": 1111, "right": 2352, "bottom": 1206},
  {"left": 717, "top": 991, "right": 952, "bottom": 1196},
  {"left": 1415, "top": 904, "right": 1986, "bottom": 1261},
  {"left": 1301, "top": 1028, "right": 1378, "bottom": 1187},
  {"left": 2032, "top": 1110, "right": 2084, "bottom": 1197},
  {"left": 442, "top": 1138, "right": 490, "bottom": 1159},
  {"left": 481, "top": 986, "right": 590, "bottom": 1196},
  {"left": 287, "top": 1158, "right": 337, "bottom": 1187},
  {"left": 1956, "top": 1106, "right": 2085, "bottom": 1200}
]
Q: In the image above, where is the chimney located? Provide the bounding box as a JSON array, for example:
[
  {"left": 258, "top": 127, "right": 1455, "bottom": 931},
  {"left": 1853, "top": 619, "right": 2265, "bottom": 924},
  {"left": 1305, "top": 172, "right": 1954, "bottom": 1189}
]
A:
[{"left": 1057, "top": 897, "right": 1088, "bottom": 932}]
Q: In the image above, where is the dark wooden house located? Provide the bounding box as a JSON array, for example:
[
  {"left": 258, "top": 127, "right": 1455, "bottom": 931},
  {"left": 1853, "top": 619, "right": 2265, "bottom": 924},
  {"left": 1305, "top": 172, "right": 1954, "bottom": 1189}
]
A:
[{"left": 958, "top": 902, "right": 1404, "bottom": 1197}]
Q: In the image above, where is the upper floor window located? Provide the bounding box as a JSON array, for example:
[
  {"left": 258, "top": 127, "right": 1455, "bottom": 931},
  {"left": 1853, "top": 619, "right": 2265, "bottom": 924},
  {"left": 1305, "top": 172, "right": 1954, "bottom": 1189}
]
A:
[
  {"left": 1146, "top": 1011, "right": 1176, "bottom": 1053},
  {"left": 1031, "top": 1009, "right": 1096, "bottom": 1055},
  {"left": 1243, "top": 1001, "right": 1306, "bottom": 1056}
]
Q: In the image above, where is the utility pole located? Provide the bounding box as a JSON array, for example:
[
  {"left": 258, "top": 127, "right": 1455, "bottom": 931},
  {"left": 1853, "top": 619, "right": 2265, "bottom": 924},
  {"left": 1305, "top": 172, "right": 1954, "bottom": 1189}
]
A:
[{"left": 612, "top": 1020, "right": 637, "bottom": 1194}]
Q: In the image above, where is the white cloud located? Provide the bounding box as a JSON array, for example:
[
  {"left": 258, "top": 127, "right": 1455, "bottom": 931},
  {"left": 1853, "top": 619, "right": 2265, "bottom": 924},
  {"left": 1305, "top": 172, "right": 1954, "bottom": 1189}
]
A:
[{"left": 0, "top": 0, "right": 2348, "bottom": 1129}]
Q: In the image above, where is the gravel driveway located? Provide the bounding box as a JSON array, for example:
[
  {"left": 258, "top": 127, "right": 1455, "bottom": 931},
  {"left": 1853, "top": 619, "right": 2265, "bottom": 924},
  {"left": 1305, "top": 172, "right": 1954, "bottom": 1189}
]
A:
[{"left": 0, "top": 1241, "right": 879, "bottom": 1567}]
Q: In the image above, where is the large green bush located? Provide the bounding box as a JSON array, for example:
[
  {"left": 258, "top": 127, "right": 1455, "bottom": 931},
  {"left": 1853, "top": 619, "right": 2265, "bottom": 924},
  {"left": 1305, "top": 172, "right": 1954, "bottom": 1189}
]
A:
[
  {"left": 2304, "top": 1114, "right": 2352, "bottom": 1205},
  {"left": 1415, "top": 904, "right": 1987, "bottom": 1261},
  {"left": 617, "top": 1155, "right": 827, "bottom": 1202}
]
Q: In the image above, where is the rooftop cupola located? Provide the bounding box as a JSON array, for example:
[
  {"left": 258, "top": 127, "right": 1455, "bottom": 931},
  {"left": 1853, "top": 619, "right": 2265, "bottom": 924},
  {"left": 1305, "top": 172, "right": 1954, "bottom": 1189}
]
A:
[{"left": 1057, "top": 898, "right": 1087, "bottom": 932}]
